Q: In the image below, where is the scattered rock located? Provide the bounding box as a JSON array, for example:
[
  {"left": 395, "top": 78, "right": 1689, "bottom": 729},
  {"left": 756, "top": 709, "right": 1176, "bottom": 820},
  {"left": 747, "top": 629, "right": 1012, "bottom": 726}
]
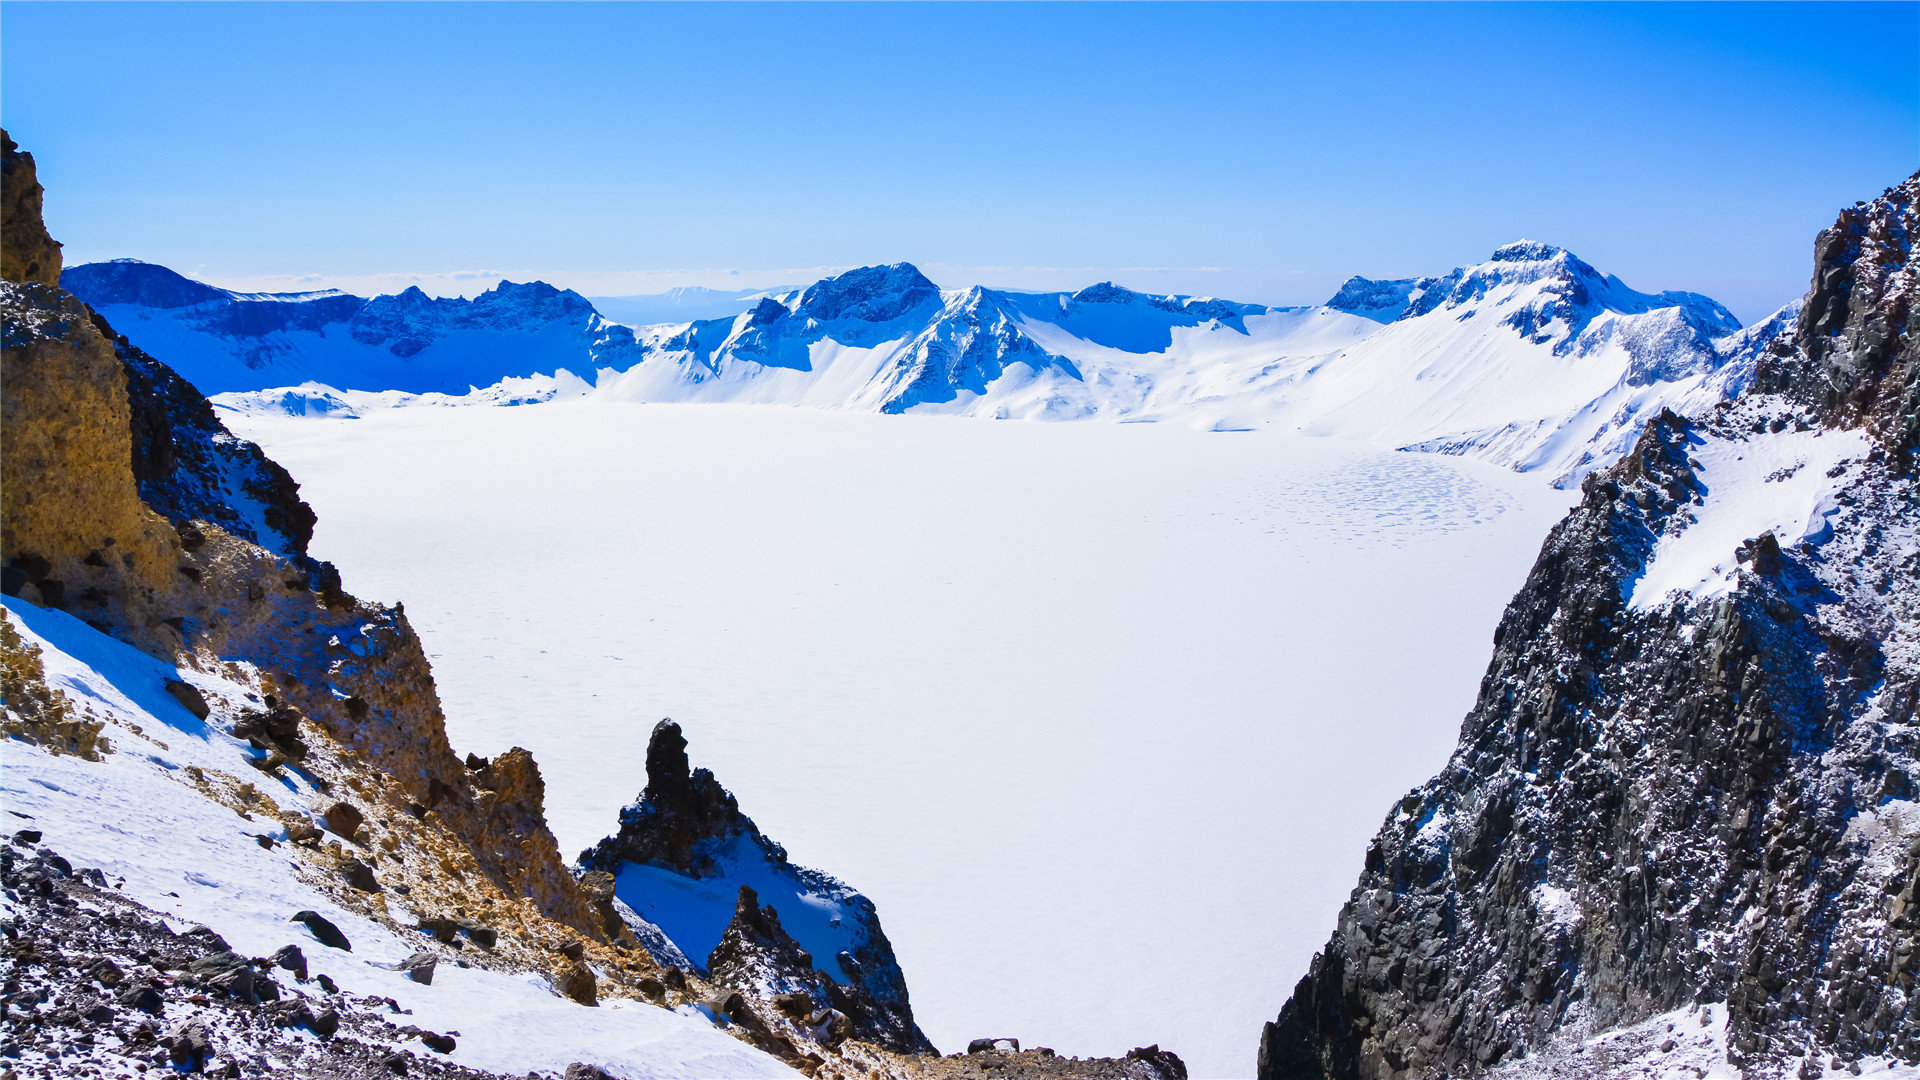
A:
[
  {"left": 308, "top": 1006, "right": 340, "bottom": 1038},
  {"left": 1125, "top": 1044, "right": 1187, "bottom": 1080},
  {"left": 564, "top": 1065, "right": 615, "bottom": 1080},
  {"left": 969, "top": 1038, "right": 1020, "bottom": 1054},
  {"left": 418, "top": 1030, "right": 455, "bottom": 1054},
  {"left": 339, "top": 856, "right": 379, "bottom": 893},
  {"left": 163, "top": 680, "right": 210, "bottom": 721},
  {"left": 322, "top": 802, "right": 364, "bottom": 840},
  {"left": 398, "top": 951, "right": 436, "bottom": 986},
  {"left": 291, "top": 910, "right": 351, "bottom": 952}
]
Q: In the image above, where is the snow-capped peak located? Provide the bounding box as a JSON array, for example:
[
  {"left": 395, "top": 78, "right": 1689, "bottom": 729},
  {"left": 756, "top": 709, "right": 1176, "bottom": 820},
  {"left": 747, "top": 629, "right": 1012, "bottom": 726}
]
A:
[{"left": 792, "top": 262, "right": 941, "bottom": 324}]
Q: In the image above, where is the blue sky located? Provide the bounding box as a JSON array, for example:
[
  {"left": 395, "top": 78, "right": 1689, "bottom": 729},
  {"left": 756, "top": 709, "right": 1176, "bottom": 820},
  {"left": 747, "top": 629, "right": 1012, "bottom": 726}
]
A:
[{"left": 3, "top": 2, "right": 1914, "bottom": 321}]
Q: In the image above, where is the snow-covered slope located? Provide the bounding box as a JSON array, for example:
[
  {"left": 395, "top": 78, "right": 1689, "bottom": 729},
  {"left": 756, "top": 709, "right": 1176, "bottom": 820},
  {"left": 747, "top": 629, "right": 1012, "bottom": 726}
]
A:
[
  {"left": 1, "top": 597, "right": 798, "bottom": 1079},
  {"left": 1298, "top": 242, "right": 1764, "bottom": 482},
  {"left": 62, "top": 259, "right": 640, "bottom": 394}
]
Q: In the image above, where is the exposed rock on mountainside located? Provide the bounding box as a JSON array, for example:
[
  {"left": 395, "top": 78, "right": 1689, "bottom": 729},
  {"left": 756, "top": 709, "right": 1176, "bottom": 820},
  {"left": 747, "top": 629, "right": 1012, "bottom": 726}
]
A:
[
  {"left": 8, "top": 129, "right": 1199, "bottom": 1080},
  {"left": 3, "top": 839, "right": 509, "bottom": 1079},
  {"left": 1, "top": 130, "right": 60, "bottom": 286},
  {"left": 581, "top": 720, "right": 937, "bottom": 1056},
  {"left": 1257, "top": 174, "right": 1920, "bottom": 1079},
  {"left": 2, "top": 124, "right": 646, "bottom": 1013}
]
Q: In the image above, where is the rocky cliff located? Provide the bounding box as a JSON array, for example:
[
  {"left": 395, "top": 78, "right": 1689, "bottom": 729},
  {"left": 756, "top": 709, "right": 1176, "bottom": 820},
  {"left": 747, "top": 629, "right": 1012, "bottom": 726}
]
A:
[
  {"left": 2, "top": 125, "right": 647, "bottom": 1013},
  {"left": 581, "top": 720, "right": 938, "bottom": 1056},
  {"left": 1256, "top": 173, "right": 1920, "bottom": 1079}
]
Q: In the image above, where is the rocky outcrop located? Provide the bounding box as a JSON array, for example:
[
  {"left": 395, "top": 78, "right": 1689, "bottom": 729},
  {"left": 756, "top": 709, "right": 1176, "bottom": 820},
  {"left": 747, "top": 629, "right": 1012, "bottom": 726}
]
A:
[
  {"left": 1256, "top": 173, "right": 1920, "bottom": 1079},
  {"left": 1753, "top": 179, "right": 1918, "bottom": 466},
  {"left": 1, "top": 127, "right": 617, "bottom": 981},
  {"left": 582, "top": 720, "right": 936, "bottom": 1055},
  {"left": 2, "top": 130, "right": 61, "bottom": 286}
]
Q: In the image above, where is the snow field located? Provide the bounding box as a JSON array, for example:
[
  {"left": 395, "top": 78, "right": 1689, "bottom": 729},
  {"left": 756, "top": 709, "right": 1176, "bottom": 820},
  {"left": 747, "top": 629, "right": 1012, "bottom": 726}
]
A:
[{"left": 226, "top": 403, "right": 1575, "bottom": 1078}]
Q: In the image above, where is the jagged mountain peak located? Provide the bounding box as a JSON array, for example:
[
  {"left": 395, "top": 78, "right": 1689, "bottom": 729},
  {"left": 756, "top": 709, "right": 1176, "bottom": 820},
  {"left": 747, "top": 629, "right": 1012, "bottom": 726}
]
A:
[
  {"left": 1489, "top": 237, "right": 1575, "bottom": 263},
  {"left": 578, "top": 720, "right": 935, "bottom": 1054},
  {"left": 793, "top": 262, "right": 940, "bottom": 323},
  {"left": 1257, "top": 174, "right": 1920, "bottom": 1080},
  {"left": 1325, "top": 275, "right": 1420, "bottom": 322}
]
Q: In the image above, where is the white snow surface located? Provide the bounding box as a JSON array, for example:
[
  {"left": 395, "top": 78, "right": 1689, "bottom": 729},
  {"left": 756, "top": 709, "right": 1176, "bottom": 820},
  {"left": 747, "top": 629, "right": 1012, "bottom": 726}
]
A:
[
  {"left": 222, "top": 402, "right": 1577, "bottom": 1078},
  {"left": 1628, "top": 425, "right": 1871, "bottom": 611},
  {"left": 0, "top": 597, "right": 798, "bottom": 1079}
]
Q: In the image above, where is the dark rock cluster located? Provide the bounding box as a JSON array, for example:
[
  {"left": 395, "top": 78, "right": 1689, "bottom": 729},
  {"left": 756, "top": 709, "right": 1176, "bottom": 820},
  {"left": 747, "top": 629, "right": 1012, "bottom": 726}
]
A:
[
  {"left": 1257, "top": 173, "right": 1920, "bottom": 1079},
  {"left": 0, "top": 838, "right": 483, "bottom": 1079},
  {"left": 580, "top": 719, "right": 936, "bottom": 1055}
]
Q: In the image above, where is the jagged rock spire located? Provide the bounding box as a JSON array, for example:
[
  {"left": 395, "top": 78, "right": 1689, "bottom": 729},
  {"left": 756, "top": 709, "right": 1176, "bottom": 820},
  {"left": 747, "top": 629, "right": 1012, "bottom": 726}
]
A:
[{"left": 2, "top": 129, "right": 62, "bottom": 286}]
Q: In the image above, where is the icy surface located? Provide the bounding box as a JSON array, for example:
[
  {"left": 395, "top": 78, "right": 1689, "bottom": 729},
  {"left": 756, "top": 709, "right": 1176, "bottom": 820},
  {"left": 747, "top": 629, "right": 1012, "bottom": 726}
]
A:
[
  {"left": 226, "top": 403, "right": 1575, "bottom": 1078},
  {"left": 0, "top": 597, "right": 797, "bottom": 1079}
]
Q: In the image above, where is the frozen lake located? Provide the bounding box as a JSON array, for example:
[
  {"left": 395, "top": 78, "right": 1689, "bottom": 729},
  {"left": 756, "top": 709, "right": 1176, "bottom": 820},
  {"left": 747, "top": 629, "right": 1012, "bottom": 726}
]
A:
[{"left": 228, "top": 403, "right": 1573, "bottom": 1079}]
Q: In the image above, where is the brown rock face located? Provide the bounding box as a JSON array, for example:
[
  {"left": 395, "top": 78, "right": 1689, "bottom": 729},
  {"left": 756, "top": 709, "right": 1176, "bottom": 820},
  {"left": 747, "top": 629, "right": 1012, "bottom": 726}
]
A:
[
  {"left": 2, "top": 131, "right": 610, "bottom": 969},
  {"left": 2, "top": 129, "right": 61, "bottom": 286}
]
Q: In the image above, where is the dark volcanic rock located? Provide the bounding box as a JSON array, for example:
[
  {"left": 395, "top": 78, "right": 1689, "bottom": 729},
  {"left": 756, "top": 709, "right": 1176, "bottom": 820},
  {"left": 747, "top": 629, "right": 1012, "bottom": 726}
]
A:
[
  {"left": 708, "top": 885, "right": 834, "bottom": 1015},
  {"left": 292, "top": 910, "right": 352, "bottom": 952},
  {"left": 580, "top": 719, "right": 936, "bottom": 1055},
  {"left": 1257, "top": 172, "right": 1920, "bottom": 1080}
]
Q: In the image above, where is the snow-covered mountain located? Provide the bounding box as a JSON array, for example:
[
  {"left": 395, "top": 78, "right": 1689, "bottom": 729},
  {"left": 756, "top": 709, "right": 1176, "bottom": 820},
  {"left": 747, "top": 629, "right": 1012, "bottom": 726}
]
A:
[
  {"left": 89, "top": 245, "right": 1774, "bottom": 485},
  {"left": 591, "top": 248, "right": 1768, "bottom": 483},
  {"left": 61, "top": 258, "right": 643, "bottom": 394}
]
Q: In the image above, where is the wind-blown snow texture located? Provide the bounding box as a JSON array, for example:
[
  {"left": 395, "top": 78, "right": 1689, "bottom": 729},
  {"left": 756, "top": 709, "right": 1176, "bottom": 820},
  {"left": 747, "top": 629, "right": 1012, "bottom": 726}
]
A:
[
  {"left": 223, "top": 402, "right": 1576, "bottom": 1079},
  {"left": 1256, "top": 174, "right": 1920, "bottom": 1080},
  {"left": 85, "top": 246, "right": 1767, "bottom": 487}
]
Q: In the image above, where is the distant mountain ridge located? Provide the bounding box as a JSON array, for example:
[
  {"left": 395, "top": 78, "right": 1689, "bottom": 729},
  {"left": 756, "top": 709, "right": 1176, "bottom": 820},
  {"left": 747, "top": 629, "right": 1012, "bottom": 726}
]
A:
[
  {"left": 62, "top": 259, "right": 642, "bottom": 395},
  {"left": 75, "top": 245, "right": 1782, "bottom": 485}
]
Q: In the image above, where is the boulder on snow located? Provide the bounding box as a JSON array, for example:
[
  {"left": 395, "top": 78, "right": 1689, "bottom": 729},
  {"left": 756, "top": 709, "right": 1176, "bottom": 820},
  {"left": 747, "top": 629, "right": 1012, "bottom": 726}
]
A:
[
  {"left": 271, "top": 944, "right": 307, "bottom": 981},
  {"left": 165, "top": 1016, "right": 213, "bottom": 1069},
  {"left": 969, "top": 1038, "right": 1020, "bottom": 1054},
  {"left": 291, "top": 910, "right": 351, "bottom": 952},
  {"left": 164, "top": 679, "right": 209, "bottom": 720},
  {"left": 554, "top": 959, "right": 597, "bottom": 1006},
  {"left": 399, "top": 951, "right": 437, "bottom": 985},
  {"left": 564, "top": 1066, "right": 616, "bottom": 1080}
]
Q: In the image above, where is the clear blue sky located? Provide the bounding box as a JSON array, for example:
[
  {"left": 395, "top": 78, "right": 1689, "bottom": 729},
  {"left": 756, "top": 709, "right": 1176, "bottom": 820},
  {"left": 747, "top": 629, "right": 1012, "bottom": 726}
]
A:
[{"left": 4, "top": 2, "right": 1915, "bottom": 320}]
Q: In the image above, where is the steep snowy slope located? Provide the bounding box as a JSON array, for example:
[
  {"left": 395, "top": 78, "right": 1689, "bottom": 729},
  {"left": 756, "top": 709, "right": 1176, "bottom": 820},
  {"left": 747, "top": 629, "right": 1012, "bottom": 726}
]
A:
[
  {"left": 62, "top": 259, "right": 641, "bottom": 394},
  {"left": 1298, "top": 242, "right": 1763, "bottom": 483}
]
